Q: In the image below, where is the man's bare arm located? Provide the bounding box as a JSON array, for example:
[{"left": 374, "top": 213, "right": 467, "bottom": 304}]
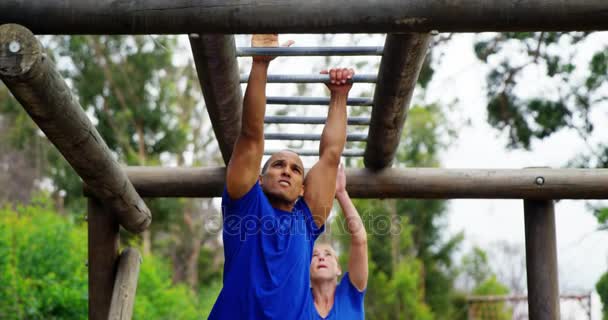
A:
[
  {"left": 226, "top": 35, "right": 293, "bottom": 199},
  {"left": 304, "top": 68, "right": 353, "bottom": 227}
]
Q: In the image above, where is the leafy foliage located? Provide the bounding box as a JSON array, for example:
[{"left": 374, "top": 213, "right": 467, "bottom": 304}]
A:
[
  {"left": 474, "top": 32, "right": 605, "bottom": 150},
  {"left": 331, "top": 105, "right": 463, "bottom": 319},
  {"left": 470, "top": 276, "right": 511, "bottom": 320},
  {"left": 0, "top": 197, "right": 219, "bottom": 319},
  {"left": 0, "top": 196, "right": 87, "bottom": 319},
  {"left": 597, "top": 271, "right": 608, "bottom": 320}
]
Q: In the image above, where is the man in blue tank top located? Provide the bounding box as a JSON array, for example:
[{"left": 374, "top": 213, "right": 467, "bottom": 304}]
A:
[
  {"left": 208, "top": 34, "right": 355, "bottom": 320},
  {"left": 309, "top": 164, "right": 368, "bottom": 319}
]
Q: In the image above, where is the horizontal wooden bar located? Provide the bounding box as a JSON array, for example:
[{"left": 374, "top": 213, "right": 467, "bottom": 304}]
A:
[
  {"left": 266, "top": 96, "right": 373, "bottom": 106},
  {"left": 265, "top": 116, "right": 370, "bottom": 125},
  {"left": 0, "top": 24, "right": 150, "bottom": 233},
  {"left": 119, "top": 167, "right": 608, "bottom": 199},
  {"left": 2, "top": 1, "right": 607, "bottom": 34},
  {"left": 240, "top": 74, "right": 377, "bottom": 83},
  {"left": 264, "top": 133, "right": 368, "bottom": 141},
  {"left": 236, "top": 46, "right": 384, "bottom": 56},
  {"left": 264, "top": 149, "right": 365, "bottom": 157}
]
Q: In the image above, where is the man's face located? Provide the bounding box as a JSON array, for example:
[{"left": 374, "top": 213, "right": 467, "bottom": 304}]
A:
[
  {"left": 259, "top": 151, "right": 305, "bottom": 204},
  {"left": 310, "top": 243, "right": 341, "bottom": 282}
]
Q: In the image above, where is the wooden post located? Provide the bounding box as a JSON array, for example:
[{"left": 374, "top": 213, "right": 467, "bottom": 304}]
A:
[
  {"left": 1, "top": 0, "right": 608, "bottom": 34},
  {"left": 524, "top": 199, "right": 560, "bottom": 319},
  {"left": 0, "top": 24, "right": 151, "bottom": 233},
  {"left": 88, "top": 197, "right": 120, "bottom": 320},
  {"left": 109, "top": 248, "right": 142, "bottom": 320},
  {"left": 364, "top": 33, "right": 431, "bottom": 170},
  {"left": 189, "top": 34, "right": 242, "bottom": 165}
]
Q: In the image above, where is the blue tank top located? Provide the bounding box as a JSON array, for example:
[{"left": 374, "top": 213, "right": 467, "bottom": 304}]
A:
[
  {"left": 311, "top": 273, "right": 366, "bottom": 319},
  {"left": 209, "top": 183, "right": 325, "bottom": 319}
]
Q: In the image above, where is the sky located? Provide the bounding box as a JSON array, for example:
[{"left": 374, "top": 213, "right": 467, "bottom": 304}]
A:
[{"left": 194, "top": 32, "right": 608, "bottom": 317}]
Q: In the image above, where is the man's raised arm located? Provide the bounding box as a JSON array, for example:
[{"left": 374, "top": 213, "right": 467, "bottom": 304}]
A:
[
  {"left": 226, "top": 35, "right": 294, "bottom": 199},
  {"left": 304, "top": 68, "right": 354, "bottom": 227}
]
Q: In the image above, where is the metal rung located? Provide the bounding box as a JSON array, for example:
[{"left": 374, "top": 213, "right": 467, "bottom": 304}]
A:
[
  {"left": 240, "top": 74, "right": 377, "bottom": 83},
  {"left": 264, "top": 149, "right": 365, "bottom": 157},
  {"left": 265, "top": 116, "right": 370, "bottom": 125},
  {"left": 236, "top": 46, "right": 384, "bottom": 56},
  {"left": 265, "top": 133, "right": 367, "bottom": 141},
  {"left": 267, "top": 96, "right": 373, "bottom": 106}
]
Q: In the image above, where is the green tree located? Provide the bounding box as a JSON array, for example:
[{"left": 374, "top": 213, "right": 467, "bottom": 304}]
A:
[
  {"left": 1, "top": 34, "right": 224, "bottom": 289},
  {"left": 471, "top": 32, "right": 608, "bottom": 226},
  {"left": 395, "top": 105, "right": 464, "bottom": 318},
  {"left": 331, "top": 104, "right": 461, "bottom": 319},
  {"left": 473, "top": 32, "right": 605, "bottom": 151},
  {"left": 460, "top": 246, "right": 493, "bottom": 291},
  {"left": 469, "top": 276, "right": 511, "bottom": 320},
  {"left": 455, "top": 246, "right": 512, "bottom": 320},
  {"left": 597, "top": 271, "right": 608, "bottom": 320},
  {"left": 0, "top": 196, "right": 220, "bottom": 319}
]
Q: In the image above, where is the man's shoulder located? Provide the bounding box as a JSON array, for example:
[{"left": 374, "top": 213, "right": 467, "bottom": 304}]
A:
[{"left": 222, "top": 183, "right": 265, "bottom": 213}]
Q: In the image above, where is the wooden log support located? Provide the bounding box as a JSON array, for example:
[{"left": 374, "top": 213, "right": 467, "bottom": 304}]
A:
[
  {"left": 109, "top": 248, "right": 142, "bottom": 320},
  {"left": 0, "top": 24, "right": 151, "bottom": 233},
  {"left": 524, "top": 200, "right": 561, "bottom": 319},
  {"left": 110, "top": 166, "right": 608, "bottom": 199},
  {"left": 1, "top": 1, "right": 607, "bottom": 34},
  {"left": 189, "top": 34, "right": 242, "bottom": 164},
  {"left": 364, "top": 33, "right": 431, "bottom": 170},
  {"left": 88, "top": 197, "right": 120, "bottom": 320}
]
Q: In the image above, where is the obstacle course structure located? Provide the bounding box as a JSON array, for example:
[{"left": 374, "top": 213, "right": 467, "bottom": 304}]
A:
[{"left": 2, "top": 2, "right": 608, "bottom": 319}]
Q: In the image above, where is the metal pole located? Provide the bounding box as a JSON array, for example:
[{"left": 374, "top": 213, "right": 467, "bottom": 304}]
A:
[
  {"left": 524, "top": 199, "right": 561, "bottom": 320},
  {"left": 264, "top": 149, "right": 365, "bottom": 157},
  {"left": 88, "top": 197, "right": 120, "bottom": 320},
  {"left": 266, "top": 96, "right": 373, "bottom": 106},
  {"left": 264, "top": 116, "right": 370, "bottom": 125},
  {"left": 240, "top": 74, "right": 377, "bottom": 83},
  {"left": 236, "top": 46, "right": 383, "bottom": 56},
  {"left": 264, "top": 133, "right": 368, "bottom": 141}
]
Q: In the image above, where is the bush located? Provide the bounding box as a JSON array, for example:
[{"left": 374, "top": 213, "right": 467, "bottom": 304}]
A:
[
  {"left": 597, "top": 271, "right": 608, "bottom": 320},
  {"left": 0, "top": 197, "right": 218, "bottom": 319},
  {"left": 0, "top": 198, "right": 88, "bottom": 319}
]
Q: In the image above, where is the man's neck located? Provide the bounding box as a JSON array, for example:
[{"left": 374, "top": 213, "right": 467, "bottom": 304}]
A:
[
  {"left": 267, "top": 196, "right": 296, "bottom": 212},
  {"left": 311, "top": 280, "right": 337, "bottom": 317}
]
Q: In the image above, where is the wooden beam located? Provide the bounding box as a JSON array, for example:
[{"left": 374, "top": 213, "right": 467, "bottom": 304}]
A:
[
  {"left": 0, "top": 24, "right": 151, "bottom": 233},
  {"left": 364, "top": 33, "right": 431, "bottom": 170},
  {"left": 109, "top": 248, "right": 142, "bottom": 320},
  {"left": 1, "top": 1, "right": 607, "bottom": 34},
  {"left": 112, "top": 166, "right": 608, "bottom": 199},
  {"left": 524, "top": 200, "right": 561, "bottom": 319},
  {"left": 88, "top": 197, "right": 120, "bottom": 320},
  {"left": 189, "top": 34, "right": 242, "bottom": 164}
]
